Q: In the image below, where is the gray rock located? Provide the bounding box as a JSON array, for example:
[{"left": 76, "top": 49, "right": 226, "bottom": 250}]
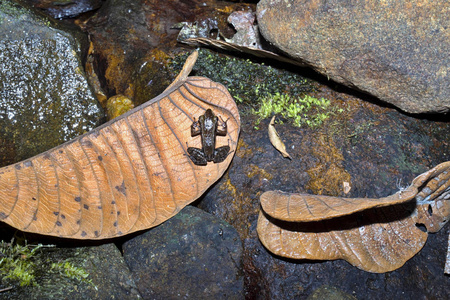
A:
[
  {"left": 257, "top": 0, "right": 450, "bottom": 114},
  {"left": 123, "top": 206, "right": 244, "bottom": 300},
  {"left": 0, "top": 0, "right": 104, "bottom": 166},
  {"left": 5, "top": 243, "right": 140, "bottom": 299}
]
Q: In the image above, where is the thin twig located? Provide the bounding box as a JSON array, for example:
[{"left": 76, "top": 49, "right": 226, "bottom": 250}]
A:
[{"left": 0, "top": 286, "right": 13, "bottom": 293}]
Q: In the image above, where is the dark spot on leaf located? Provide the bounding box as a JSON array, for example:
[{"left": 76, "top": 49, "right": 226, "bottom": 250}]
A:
[
  {"left": 53, "top": 212, "right": 59, "bottom": 216},
  {"left": 77, "top": 219, "right": 81, "bottom": 225},
  {"left": 111, "top": 201, "right": 116, "bottom": 205},
  {"left": 75, "top": 196, "right": 81, "bottom": 202},
  {"left": 81, "top": 231, "right": 87, "bottom": 237},
  {"left": 84, "top": 204, "right": 89, "bottom": 210},
  {"left": 24, "top": 161, "right": 33, "bottom": 167},
  {"left": 59, "top": 150, "right": 63, "bottom": 154},
  {"left": 115, "top": 181, "right": 127, "bottom": 196},
  {"left": 80, "top": 139, "right": 93, "bottom": 148},
  {"left": 32, "top": 197, "right": 36, "bottom": 201},
  {"left": 117, "top": 211, "right": 121, "bottom": 216},
  {"left": 61, "top": 214, "right": 66, "bottom": 219},
  {"left": 98, "top": 155, "right": 103, "bottom": 161},
  {"left": 94, "top": 231, "right": 99, "bottom": 237},
  {"left": 113, "top": 221, "right": 117, "bottom": 227},
  {"left": 98, "top": 206, "right": 102, "bottom": 209},
  {"left": 0, "top": 212, "right": 7, "bottom": 219},
  {"left": 15, "top": 165, "right": 21, "bottom": 170},
  {"left": 43, "top": 153, "right": 51, "bottom": 160},
  {"left": 56, "top": 221, "right": 62, "bottom": 227}
]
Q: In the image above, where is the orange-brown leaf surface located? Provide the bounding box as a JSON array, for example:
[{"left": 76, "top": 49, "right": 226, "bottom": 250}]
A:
[
  {"left": 0, "top": 52, "right": 240, "bottom": 239},
  {"left": 258, "top": 161, "right": 450, "bottom": 273}
]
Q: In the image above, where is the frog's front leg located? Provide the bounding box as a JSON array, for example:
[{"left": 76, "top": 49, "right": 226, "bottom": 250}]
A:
[
  {"left": 187, "top": 146, "right": 208, "bottom": 166},
  {"left": 191, "top": 118, "right": 201, "bottom": 137},
  {"left": 216, "top": 115, "right": 228, "bottom": 136}
]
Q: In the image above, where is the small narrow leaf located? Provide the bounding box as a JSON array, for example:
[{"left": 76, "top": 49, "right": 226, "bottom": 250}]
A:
[{"left": 268, "top": 116, "right": 291, "bottom": 159}]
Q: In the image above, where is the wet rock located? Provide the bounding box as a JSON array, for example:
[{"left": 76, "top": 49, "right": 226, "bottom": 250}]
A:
[
  {"left": 197, "top": 74, "right": 450, "bottom": 298},
  {"left": 23, "top": 0, "right": 103, "bottom": 19},
  {"left": 0, "top": 0, "right": 104, "bottom": 166},
  {"left": 84, "top": 0, "right": 254, "bottom": 105},
  {"left": 123, "top": 206, "right": 244, "bottom": 300},
  {"left": 4, "top": 243, "right": 140, "bottom": 299},
  {"left": 307, "top": 285, "right": 357, "bottom": 300},
  {"left": 257, "top": 0, "right": 450, "bottom": 114}
]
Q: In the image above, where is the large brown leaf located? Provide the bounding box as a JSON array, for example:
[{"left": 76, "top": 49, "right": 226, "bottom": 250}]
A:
[
  {"left": 0, "top": 52, "right": 240, "bottom": 239},
  {"left": 257, "top": 161, "right": 450, "bottom": 273}
]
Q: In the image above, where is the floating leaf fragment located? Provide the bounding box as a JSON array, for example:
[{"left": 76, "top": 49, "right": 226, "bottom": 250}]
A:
[
  {"left": 343, "top": 181, "right": 351, "bottom": 194},
  {"left": 0, "top": 51, "right": 240, "bottom": 239},
  {"left": 268, "top": 116, "right": 291, "bottom": 159},
  {"left": 258, "top": 161, "right": 450, "bottom": 273}
]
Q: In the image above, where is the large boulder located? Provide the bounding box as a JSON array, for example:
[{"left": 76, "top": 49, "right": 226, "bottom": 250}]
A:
[
  {"left": 257, "top": 0, "right": 450, "bottom": 114},
  {"left": 0, "top": 0, "right": 104, "bottom": 166}
]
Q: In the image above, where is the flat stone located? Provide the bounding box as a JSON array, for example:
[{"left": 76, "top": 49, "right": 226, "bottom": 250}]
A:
[
  {"left": 257, "top": 0, "right": 450, "bottom": 114},
  {"left": 123, "top": 206, "right": 244, "bottom": 299}
]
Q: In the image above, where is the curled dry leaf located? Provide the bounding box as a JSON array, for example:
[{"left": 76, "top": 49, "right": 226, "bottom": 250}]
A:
[
  {"left": 0, "top": 51, "right": 240, "bottom": 239},
  {"left": 182, "top": 37, "right": 307, "bottom": 68},
  {"left": 268, "top": 116, "right": 291, "bottom": 159},
  {"left": 257, "top": 161, "right": 450, "bottom": 273}
]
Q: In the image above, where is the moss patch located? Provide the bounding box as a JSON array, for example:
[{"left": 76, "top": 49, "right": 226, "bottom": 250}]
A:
[
  {"left": 253, "top": 92, "right": 341, "bottom": 128},
  {"left": 0, "top": 239, "right": 93, "bottom": 288},
  {"left": 169, "top": 49, "right": 314, "bottom": 107}
]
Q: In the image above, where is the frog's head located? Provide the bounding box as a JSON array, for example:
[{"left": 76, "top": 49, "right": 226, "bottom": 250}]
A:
[{"left": 204, "top": 109, "right": 214, "bottom": 119}]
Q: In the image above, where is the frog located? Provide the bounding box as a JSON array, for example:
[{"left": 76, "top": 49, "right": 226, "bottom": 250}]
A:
[{"left": 186, "top": 109, "right": 231, "bottom": 165}]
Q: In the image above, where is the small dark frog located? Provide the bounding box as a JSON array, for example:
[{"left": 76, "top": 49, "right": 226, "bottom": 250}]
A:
[{"left": 187, "top": 109, "right": 231, "bottom": 165}]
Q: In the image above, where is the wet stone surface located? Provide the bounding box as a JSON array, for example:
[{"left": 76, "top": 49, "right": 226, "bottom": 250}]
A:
[
  {"left": 0, "top": 0, "right": 104, "bottom": 166},
  {"left": 257, "top": 0, "right": 450, "bottom": 114},
  {"left": 198, "top": 82, "right": 450, "bottom": 299},
  {"left": 123, "top": 206, "right": 244, "bottom": 300}
]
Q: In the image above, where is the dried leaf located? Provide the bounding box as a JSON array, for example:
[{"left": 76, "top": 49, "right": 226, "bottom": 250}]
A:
[
  {"left": 0, "top": 51, "right": 240, "bottom": 239},
  {"left": 268, "top": 116, "right": 291, "bottom": 159},
  {"left": 257, "top": 161, "right": 450, "bottom": 273},
  {"left": 343, "top": 181, "right": 351, "bottom": 194},
  {"left": 182, "top": 37, "right": 306, "bottom": 68}
]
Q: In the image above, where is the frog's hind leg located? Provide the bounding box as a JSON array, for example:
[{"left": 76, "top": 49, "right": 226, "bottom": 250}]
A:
[
  {"left": 213, "top": 145, "right": 231, "bottom": 163},
  {"left": 187, "top": 147, "right": 208, "bottom": 165}
]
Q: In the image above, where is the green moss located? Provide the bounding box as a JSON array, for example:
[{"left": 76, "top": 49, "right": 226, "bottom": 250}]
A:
[
  {"left": 169, "top": 49, "right": 314, "bottom": 106},
  {"left": 253, "top": 92, "right": 339, "bottom": 128},
  {"left": 50, "top": 261, "right": 93, "bottom": 286},
  {"left": 0, "top": 239, "right": 46, "bottom": 286},
  {"left": 0, "top": 239, "right": 93, "bottom": 288}
]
